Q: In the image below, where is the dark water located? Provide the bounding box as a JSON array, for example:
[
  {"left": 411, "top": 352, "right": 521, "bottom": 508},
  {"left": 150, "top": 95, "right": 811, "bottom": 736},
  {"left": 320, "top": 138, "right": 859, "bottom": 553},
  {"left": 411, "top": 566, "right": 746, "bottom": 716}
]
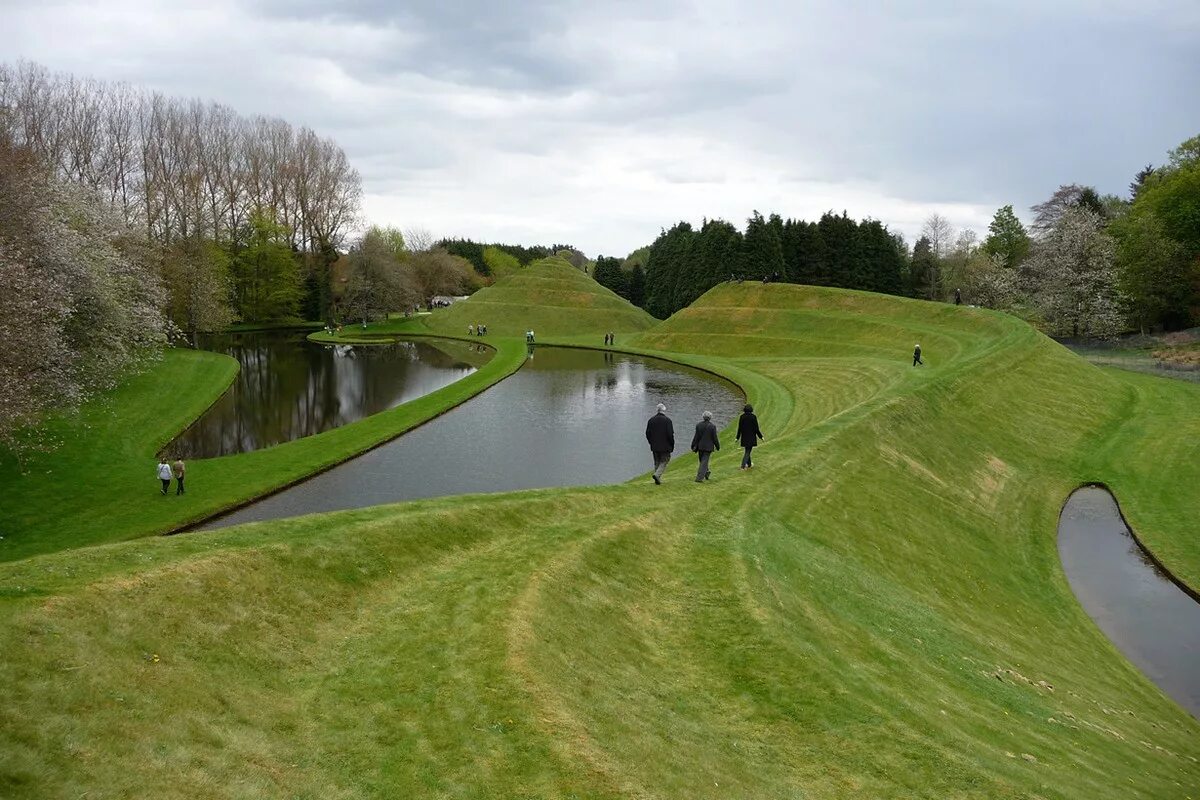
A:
[
  {"left": 1058, "top": 486, "right": 1200, "bottom": 717},
  {"left": 168, "top": 332, "right": 488, "bottom": 458},
  {"left": 202, "top": 347, "right": 744, "bottom": 529}
]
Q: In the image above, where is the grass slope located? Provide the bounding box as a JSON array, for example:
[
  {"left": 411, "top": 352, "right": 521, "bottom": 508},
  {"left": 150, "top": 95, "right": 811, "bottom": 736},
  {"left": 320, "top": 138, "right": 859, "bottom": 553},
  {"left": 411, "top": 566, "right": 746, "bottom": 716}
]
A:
[
  {"left": 0, "top": 338, "right": 527, "bottom": 562},
  {"left": 422, "top": 256, "right": 657, "bottom": 337},
  {"left": 2, "top": 283, "right": 1200, "bottom": 798}
]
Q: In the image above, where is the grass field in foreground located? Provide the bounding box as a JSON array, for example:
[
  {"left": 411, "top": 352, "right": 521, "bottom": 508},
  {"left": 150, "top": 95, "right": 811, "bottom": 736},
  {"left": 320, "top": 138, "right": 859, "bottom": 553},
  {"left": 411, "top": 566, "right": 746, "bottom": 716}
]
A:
[{"left": 1, "top": 283, "right": 1199, "bottom": 798}]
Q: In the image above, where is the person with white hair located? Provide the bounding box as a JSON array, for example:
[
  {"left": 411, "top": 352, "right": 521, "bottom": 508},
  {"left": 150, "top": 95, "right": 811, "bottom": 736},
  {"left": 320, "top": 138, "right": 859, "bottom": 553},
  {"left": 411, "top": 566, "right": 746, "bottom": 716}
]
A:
[
  {"left": 645, "top": 403, "right": 675, "bottom": 485},
  {"left": 690, "top": 410, "right": 721, "bottom": 483},
  {"left": 913, "top": 343, "right": 923, "bottom": 366}
]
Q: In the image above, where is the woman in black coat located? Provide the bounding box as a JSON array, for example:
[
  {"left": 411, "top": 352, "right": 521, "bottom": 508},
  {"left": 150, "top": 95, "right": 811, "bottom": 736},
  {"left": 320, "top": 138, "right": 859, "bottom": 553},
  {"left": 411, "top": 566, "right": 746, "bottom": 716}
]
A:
[{"left": 736, "top": 403, "right": 764, "bottom": 469}]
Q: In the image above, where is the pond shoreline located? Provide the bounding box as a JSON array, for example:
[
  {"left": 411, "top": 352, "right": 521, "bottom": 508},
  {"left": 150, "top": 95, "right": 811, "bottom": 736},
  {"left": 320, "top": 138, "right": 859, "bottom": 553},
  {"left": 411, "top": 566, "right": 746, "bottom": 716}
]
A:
[{"left": 1057, "top": 483, "right": 1200, "bottom": 717}]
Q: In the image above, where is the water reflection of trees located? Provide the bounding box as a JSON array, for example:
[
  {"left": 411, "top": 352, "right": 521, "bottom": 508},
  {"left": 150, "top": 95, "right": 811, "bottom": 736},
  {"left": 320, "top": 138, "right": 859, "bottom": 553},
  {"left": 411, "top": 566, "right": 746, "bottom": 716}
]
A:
[{"left": 171, "top": 334, "right": 475, "bottom": 457}]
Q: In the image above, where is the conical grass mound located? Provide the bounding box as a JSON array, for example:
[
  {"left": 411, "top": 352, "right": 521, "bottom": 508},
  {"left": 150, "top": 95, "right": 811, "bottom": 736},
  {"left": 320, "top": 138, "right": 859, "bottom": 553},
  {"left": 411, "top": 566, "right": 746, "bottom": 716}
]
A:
[{"left": 424, "top": 256, "right": 656, "bottom": 337}]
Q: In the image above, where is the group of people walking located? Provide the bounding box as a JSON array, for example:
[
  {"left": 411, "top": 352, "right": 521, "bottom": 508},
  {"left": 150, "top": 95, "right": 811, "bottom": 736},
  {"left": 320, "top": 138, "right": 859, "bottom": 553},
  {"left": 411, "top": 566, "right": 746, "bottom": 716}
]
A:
[
  {"left": 156, "top": 457, "right": 186, "bottom": 495},
  {"left": 645, "top": 402, "right": 764, "bottom": 484},
  {"left": 468, "top": 323, "right": 488, "bottom": 336},
  {"left": 603, "top": 332, "right": 617, "bottom": 346}
]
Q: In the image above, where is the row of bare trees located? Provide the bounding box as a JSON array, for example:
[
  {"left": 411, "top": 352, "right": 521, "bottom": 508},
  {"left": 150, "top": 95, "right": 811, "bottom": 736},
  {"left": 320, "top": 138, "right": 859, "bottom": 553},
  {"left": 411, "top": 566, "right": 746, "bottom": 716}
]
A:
[{"left": 0, "top": 60, "right": 361, "bottom": 255}]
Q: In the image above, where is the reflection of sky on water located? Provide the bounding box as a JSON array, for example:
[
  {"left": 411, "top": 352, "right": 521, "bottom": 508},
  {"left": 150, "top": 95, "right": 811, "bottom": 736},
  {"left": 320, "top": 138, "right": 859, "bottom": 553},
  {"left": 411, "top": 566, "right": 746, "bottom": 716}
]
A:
[
  {"left": 169, "top": 332, "right": 481, "bottom": 458},
  {"left": 204, "top": 347, "right": 744, "bottom": 530},
  {"left": 1058, "top": 487, "right": 1200, "bottom": 717}
]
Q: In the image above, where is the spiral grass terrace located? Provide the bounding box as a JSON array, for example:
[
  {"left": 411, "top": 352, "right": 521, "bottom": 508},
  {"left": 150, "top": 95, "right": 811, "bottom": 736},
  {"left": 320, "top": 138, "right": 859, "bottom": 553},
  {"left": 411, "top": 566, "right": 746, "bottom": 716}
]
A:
[{"left": 2, "top": 281, "right": 1200, "bottom": 798}]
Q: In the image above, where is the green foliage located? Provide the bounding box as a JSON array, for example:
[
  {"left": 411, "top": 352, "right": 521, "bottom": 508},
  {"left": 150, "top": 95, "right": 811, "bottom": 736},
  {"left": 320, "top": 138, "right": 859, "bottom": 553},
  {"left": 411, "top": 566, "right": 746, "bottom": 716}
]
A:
[
  {"left": 438, "top": 239, "right": 557, "bottom": 276},
  {"left": 367, "top": 225, "right": 407, "bottom": 258},
  {"left": 342, "top": 228, "right": 420, "bottom": 322},
  {"left": 231, "top": 213, "right": 302, "bottom": 322},
  {"left": 742, "top": 211, "right": 785, "bottom": 281},
  {"left": 641, "top": 210, "right": 909, "bottom": 318},
  {"left": 1109, "top": 132, "right": 1200, "bottom": 330},
  {"left": 482, "top": 246, "right": 521, "bottom": 281},
  {"left": 1113, "top": 209, "right": 1196, "bottom": 331},
  {"left": 982, "top": 205, "right": 1031, "bottom": 269},
  {"left": 592, "top": 255, "right": 627, "bottom": 299},
  {"left": 908, "top": 236, "right": 936, "bottom": 299}
]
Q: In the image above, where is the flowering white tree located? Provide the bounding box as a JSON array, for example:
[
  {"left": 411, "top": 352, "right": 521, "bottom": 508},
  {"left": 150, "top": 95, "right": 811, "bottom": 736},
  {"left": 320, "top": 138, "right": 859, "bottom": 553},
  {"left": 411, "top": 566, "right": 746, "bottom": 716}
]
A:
[
  {"left": 1024, "top": 207, "right": 1123, "bottom": 340},
  {"left": 0, "top": 140, "right": 166, "bottom": 459}
]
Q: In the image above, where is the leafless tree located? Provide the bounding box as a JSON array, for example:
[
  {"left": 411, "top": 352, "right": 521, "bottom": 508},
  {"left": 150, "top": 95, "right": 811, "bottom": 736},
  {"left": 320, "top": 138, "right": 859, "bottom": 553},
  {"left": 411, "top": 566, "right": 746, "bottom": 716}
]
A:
[{"left": 920, "top": 213, "right": 955, "bottom": 259}]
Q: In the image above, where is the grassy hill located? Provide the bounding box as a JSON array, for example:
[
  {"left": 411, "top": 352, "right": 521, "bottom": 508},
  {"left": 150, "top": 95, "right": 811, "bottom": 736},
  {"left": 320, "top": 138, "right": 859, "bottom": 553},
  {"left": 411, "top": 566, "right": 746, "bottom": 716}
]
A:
[
  {"left": 422, "top": 256, "right": 657, "bottom": 337},
  {"left": 2, "top": 282, "right": 1199, "bottom": 798}
]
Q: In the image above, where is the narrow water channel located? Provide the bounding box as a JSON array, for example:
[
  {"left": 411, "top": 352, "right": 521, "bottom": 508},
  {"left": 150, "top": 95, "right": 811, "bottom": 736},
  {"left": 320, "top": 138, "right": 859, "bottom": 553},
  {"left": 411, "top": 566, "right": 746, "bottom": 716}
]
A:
[
  {"left": 202, "top": 347, "right": 744, "bottom": 529},
  {"left": 1057, "top": 486, "right": 1200, "bottom": 717},
  {"left": 169, "top": 332, "right": 488, "bottom": 458}
]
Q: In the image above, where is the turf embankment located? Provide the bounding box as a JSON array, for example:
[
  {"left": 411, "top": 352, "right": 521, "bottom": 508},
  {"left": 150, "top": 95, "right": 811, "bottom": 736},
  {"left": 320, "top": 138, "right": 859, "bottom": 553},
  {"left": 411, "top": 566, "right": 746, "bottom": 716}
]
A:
[
  {"left": 421, "top": 255, "right": 657, "bottom": 337},
  {"left": 2, "top": 283, "right": 1200, "bottom": 798},
  {"left": 0, "top": 337, "right": 527, "bottom": 562}
]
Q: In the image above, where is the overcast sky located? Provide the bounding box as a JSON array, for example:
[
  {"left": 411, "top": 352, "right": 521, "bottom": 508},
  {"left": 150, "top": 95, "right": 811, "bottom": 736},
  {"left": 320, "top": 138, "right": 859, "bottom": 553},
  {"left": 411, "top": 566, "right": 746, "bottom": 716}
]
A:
[{"left": 3, "top": 0, "right": 1197, "bottom": 255}]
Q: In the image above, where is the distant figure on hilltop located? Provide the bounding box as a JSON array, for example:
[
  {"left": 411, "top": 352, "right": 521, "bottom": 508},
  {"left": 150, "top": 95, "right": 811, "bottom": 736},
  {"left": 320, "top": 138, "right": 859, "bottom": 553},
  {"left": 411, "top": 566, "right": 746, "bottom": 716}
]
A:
[
  {"left": 691, "top": 411, "right": 720, "bottom": 482},
  {"left": 913, "top": 343, "right": 923, "bottom": 366},
  {"left": 954, "top": 288, "right": 962, "bottom": 306},
  {"left": 645, "top": 403, "right": 675, "bottom": 485},
  {"left": 736, "top": 404, "right": 764, "bottom": 469}
]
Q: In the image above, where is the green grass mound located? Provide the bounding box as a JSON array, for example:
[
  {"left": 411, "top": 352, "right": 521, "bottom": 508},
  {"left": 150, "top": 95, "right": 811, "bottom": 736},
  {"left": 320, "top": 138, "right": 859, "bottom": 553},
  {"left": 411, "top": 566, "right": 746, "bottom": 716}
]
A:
[
  {"left": 2, "top": 284, "right": 1199, "bottom": 797},
  {"left": 423, "top": 256, "right": 656, "bottom": 337}
]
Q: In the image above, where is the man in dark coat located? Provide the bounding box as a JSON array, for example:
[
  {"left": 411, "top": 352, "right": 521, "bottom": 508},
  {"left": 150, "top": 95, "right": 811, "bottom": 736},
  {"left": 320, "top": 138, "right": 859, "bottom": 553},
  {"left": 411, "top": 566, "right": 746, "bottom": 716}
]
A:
[
  {"left": 913, "top": 343, "right": 923, "bottom": 367},
  {"left": 690, "top": 410, "right": 720, "bottom": 482},
  {"left": 645, "top": 403, "right": 675, "bottom": 485},
  {"left": 736, "top": 403, "right": 764, "bottom": 469}
]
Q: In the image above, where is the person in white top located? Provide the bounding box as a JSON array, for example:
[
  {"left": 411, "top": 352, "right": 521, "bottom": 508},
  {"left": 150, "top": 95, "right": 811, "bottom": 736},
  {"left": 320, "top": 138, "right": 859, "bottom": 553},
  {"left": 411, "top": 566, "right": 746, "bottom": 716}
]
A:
[{"left": 156, "top": 458, "right": 173, "bottom": 495}]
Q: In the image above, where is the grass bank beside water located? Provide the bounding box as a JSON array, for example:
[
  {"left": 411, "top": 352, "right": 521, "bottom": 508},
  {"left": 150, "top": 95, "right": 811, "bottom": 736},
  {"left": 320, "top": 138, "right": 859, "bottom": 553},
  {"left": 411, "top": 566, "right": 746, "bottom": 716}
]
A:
[
  {"left": 0, "top": 337, "right": 527, "bottom": 562},
  {"left": 2, "top": 280, "right": 1199, "bottom": 797}
]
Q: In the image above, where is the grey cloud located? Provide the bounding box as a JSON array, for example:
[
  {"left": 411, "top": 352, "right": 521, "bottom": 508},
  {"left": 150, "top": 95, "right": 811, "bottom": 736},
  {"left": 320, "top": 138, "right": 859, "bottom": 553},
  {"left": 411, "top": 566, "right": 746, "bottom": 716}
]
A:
[{"left": 1, "top": 0, "right": 1196, "bottom": 253}]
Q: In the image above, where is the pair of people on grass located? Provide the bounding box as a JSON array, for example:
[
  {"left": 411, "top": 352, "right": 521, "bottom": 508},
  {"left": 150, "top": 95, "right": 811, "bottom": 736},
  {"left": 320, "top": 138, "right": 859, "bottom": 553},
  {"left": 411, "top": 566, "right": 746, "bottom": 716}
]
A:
[
  {"left": 645, "top": 403, "right": 764, "bottom": 484},
  {"left": 156, "top": 457, "right": 186, "bottom": 495}
]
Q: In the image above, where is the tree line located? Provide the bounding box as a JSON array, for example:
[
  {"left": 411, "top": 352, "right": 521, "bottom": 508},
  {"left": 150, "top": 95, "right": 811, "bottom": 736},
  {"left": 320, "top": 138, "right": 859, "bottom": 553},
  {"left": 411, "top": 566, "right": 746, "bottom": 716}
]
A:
[
  {"left": 0, "top": 60, "right": 362, "bottom": 332},
  {"left": 596, "top": 211, "right": 907, "bottom": 319},
  {"left": 596, "top": 133, "right": 1198, "bottom": 337},
  {"left": 909, "top": 134, "right": 1199, "bottom": 339},
  {"left": 436, "top": 239, "right": 584, "bottom": 277}
]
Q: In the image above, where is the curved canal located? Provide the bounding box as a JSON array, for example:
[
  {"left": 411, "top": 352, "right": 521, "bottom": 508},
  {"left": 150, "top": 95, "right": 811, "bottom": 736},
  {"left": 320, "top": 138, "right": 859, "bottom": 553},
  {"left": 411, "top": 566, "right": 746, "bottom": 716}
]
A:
[
  {"left": 202, "top": 346, "right": 744, "bottom": 529},
  {"left": 169, "top": 332, "right": 489, "bottom": 458},
  {"left": 1057, "top": 486, "right": 1200, "bottom": 717}
]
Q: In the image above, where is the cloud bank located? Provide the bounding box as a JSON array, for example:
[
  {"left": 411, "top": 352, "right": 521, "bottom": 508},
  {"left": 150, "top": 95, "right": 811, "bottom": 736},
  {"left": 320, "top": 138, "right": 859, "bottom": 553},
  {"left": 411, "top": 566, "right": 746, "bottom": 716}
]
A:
[{"left": 4, "top": 0, "right": 1197, "bottom": 254}]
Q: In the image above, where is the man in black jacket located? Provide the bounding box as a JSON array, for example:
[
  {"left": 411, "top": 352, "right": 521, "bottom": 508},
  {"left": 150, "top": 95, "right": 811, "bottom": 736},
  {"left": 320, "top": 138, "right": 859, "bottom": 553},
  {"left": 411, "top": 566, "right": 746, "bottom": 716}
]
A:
[
  {"left": 736, "top": 403, "right": 764, "bottom": 469},
  {"left": 645, "top": 403, "right": 675, "bottom": 485},
  {"left": 690, "top": 410, "right": 720, "bottom": 482}
]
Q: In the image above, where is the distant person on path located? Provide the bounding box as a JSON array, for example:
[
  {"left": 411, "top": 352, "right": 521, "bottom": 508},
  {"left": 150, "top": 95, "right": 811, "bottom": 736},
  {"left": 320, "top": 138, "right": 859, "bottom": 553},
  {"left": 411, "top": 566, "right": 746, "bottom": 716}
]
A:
[
  {"left": 954, "top": 288, "right": 962, "bottom": 305},
  {"left": 156, "top": 458, "right": 173, "bottom": 495},
  {"left": 736, "top": 404, "right": 764, "bottom": 469},
  {"left": 913, "top": 343, "right": 923, "bottom": 366},
  {"left": 468, "top": 324, "right": 474, "bottom": 336},
  {"left": 173, "top": 458, "right": 186, "bottom": 495},
  {"left": 691, "top": 411, "right": 720, "bottom": 482},
  {"left": 645, "top": 403, "right": 675, "bottom": 485}
]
